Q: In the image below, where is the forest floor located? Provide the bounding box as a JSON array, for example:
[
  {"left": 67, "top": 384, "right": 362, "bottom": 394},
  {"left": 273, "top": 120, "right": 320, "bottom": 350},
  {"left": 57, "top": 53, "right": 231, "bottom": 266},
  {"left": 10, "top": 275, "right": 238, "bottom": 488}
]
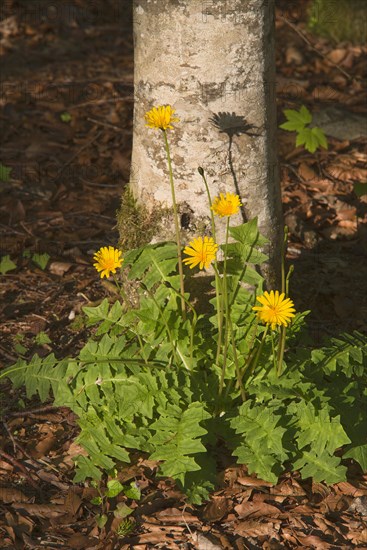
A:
[{"left": 0, "top": 0, "right": 366, "bottom": 548}]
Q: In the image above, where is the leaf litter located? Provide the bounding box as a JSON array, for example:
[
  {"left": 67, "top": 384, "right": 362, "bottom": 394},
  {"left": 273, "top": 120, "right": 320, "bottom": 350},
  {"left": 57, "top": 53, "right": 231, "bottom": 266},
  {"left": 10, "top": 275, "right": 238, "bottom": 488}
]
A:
[{"left": 0, "top": 0, "right": 367, "bottom": 547}]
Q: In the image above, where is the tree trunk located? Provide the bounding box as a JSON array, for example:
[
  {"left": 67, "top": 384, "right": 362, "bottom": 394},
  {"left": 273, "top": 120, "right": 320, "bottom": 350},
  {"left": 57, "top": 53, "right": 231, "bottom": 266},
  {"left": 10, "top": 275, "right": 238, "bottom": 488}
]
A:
[{"left": 128, "top": 0, "right": 283, "bottom": 288}]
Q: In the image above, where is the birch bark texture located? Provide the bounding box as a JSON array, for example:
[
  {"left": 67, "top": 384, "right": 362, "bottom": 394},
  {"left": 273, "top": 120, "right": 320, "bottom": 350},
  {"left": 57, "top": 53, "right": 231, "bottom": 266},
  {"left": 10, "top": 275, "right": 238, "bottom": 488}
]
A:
[{"left": 130, "top": 0, "right": 283, "bottom": 287}]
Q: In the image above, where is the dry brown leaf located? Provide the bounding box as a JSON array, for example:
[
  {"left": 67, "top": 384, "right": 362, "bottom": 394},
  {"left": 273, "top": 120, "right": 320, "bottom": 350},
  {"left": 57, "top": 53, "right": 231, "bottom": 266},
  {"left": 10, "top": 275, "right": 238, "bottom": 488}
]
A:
[
  {"left": 64, "top": 487, "right": 83, "bottom": 517},
  {"left": 190, "top": 532, "right": 223, "bottom": 550},
  {"left": 327, "top": 48, "right": 348, "bottom": 64},
  {"left": 11, "top": 502, "right": 68, "bottom": 518},
  {"left": 285, "top": 46, "right": 304, "bottom": 65},
  {"left": 234, "top": 500, "right": 280, "bottom": 519},
  {"left": 49, "top": 261, "right": 73, "bottom": 276},
  {"left": 237, "top": 476, "right": 273, "bottom": 488},
  {"left": 0, "top": 487, "right": 31, "bottom": 504},
  {"left": 298, "top": 162, "right": 317, "bottom": 181},
  {"left": 203, "top": 497, "right": 231, "bottom": 522},
  {"left": 295, "top": 534, "right": 332, "bottom": 549},
  {"left": 233, "top": 519, "right": 281, "bottom": 537},
  {"left": 35, "top": 434, "right": 58, "bottom": 455},
  {"left": 155, "top": 507, "right": 200, "bottom": 524},
  {"left": 67, "top": 533, "right": 100, "bottom": 549}
]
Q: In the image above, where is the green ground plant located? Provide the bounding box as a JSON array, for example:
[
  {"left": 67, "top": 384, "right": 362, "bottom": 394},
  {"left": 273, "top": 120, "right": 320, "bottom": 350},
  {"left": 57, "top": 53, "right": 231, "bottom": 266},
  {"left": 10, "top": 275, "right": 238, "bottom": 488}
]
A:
[
  {"left": 1, "top": 105, "right": 366, "bottom": 504},
  {"left": 280, "top": 105, "right": 328, "bottom": 153}
]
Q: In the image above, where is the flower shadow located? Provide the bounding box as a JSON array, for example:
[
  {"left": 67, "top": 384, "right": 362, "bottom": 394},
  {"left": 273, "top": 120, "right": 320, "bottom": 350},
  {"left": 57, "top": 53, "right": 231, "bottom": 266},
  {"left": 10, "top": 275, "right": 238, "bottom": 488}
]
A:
[{"left": 210, "top": 112, "right": 260, "bottom": 222}]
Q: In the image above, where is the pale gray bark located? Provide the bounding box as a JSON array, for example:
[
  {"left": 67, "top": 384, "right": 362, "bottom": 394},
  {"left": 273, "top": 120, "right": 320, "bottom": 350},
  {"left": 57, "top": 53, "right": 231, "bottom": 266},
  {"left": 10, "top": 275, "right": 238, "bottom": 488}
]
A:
[{"left": 129, "top": 0, "right": 283, "bottom": 287}]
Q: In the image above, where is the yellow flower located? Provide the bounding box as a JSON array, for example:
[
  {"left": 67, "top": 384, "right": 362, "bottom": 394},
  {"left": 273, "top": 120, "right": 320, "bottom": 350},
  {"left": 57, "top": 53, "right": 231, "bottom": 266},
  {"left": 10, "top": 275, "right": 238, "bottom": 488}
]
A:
[
  {"left": 183, "top": 236, "right": 218, "bottom": 270},
  {"left": 145, "top": 105, "right": 180, "bottom": 131},
  {"left": 252, "top": 290, "right": 296, "bottom": 330},
  {"left": 211, "top": 192, "right": 242, "bottom": 217},
  {"left": 93, "top": 246, "right": 123, "bottom": 279}
]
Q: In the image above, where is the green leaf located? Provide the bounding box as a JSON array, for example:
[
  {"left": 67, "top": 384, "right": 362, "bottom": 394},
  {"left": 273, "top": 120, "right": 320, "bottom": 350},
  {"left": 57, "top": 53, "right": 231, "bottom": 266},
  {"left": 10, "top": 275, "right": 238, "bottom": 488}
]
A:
[
  {"left": 73, "top": 455, "right": 102, "bottom": 482},
  {"left": 344, "top": 445, "right": 367, "bottom": 472},
  {"left": 34, "top": 331, "right": 52, "bottom": 345},
  {"left": 96, "top": 514, "right": 108, "bottom": 528},
  {"left": 0, "top": 163, "right": 12, "bottom": 182},
  {"left": 149, "top": 402, "right": 210, "bottom": 485},
  {"left": 114, "top": 502, "right": 133, "bottom": 519},
  {"left": 14, "top": 343, "right": 27, "bottom": 356},
  {"left": 295, "top": 403, "right": 351, "bottom": 456},
  {"left": 124, "top": 481, "right": 141, "bottom": 500},
  {"left": 60, "top": 112, "right": 72, "bottom": 123},
  {"left": 90, "top": 496, "right": 103, "bottom": 505},
  {"left": 311, "top": 126, "right": 328, "bottom": 149},
  {"left": 106, "top": 479, "right": 124, "bottom": 498},
  {"left": 125, "top": 242, "right": 179, "bottom": 290},
  {"left": 230, "top": 403, "right": 287, "bottom": 483},
  {"left": 354, "top": 182, "right": 367, "bottom": 198},
  {"left": 293, "top": 451, "right": 347, "bottom": 484},
  {"left": 32, "top": 253, "right": 50, "bottom": 270},
  {"left": 280, "top": 106, "right": 312, "bottom": 132},
  {"left": 232, "top": 444, "right": 279, "bottom": 484},
  {"left": 296, "top": 128, "right": 318, "bottom": 153},
  {"left": 0, "top": 255, "right": 17, "bottom": 275}
]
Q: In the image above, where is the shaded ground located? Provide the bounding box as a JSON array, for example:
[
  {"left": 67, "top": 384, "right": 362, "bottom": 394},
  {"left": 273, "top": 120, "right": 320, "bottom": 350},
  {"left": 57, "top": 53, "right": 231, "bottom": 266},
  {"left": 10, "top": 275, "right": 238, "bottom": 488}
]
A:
[{"left": 0, "top": 0, "right": 366, "bottom": 548}]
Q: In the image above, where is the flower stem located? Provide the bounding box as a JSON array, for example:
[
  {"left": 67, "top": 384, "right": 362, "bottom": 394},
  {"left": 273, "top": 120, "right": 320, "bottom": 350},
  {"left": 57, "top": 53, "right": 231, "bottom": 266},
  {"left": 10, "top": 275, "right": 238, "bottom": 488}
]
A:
[
  {"left": 112, "top": 274, "right": 129, "bottom": 304},
  {"left": 199, "top": 168, "right": 223, "bottom": 369},
  {"left": 271, "top": 330, "right": 277, "bottom": 374},
  {"left": 281, "top": 225, "right": 288, "bottom": 294},
  {"left": 163, "top": 130, "right": 186, "bottom": 320},
  {"left": 218, "top": 217, "right": 230, "bottom": 397},
  {"left": 228, "top": 316, "right": 246, "bottom": 401},
  {"left": 247, "top": 324, "right": 269, "bottom": 379},
  {"left": 276, "top": 265, "right": 294, "bottom": 376}
]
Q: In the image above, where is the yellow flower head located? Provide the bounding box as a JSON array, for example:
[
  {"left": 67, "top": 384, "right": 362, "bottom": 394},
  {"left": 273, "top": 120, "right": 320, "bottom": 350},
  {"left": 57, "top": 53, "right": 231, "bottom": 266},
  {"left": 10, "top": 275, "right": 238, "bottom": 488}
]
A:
[
  {"left": 183, "top": 236, "right": 218, "bottom": 270},
  {"left": 93, "top": 246, "right": 123, "bottom": 279},
  {"left": 252, "top": 290, "right": 296, "bottom": 330},
  {"left": 145, "top": 105, "right": 180, "bottom": 131},
  {"left": 211, "top": 192, "right": 242, "bottom": 217}
]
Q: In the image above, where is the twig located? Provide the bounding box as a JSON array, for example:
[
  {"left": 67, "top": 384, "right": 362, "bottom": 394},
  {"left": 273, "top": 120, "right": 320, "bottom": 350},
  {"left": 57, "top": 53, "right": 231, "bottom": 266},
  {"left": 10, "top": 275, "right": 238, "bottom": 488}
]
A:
[
  {"left": 4, "top": 405, "right": 71, "bottom": 418},
  {"left": 54, "top": 131, "right": 102, "bottom": 182},
  {"left": 87, "top": 117, "right": 132, "bottom": 134},
  {"left": 0, "top": 449, "right": 39, "bottom": 490},
  {"left": 1, "top": 418, "right": 18, "bottom": 453},
  {"left": 279, "top": 15, "right": 353, "bottom": 81},
  {"left": 67, "top": 96, "right": 133, "bottom": 110}
]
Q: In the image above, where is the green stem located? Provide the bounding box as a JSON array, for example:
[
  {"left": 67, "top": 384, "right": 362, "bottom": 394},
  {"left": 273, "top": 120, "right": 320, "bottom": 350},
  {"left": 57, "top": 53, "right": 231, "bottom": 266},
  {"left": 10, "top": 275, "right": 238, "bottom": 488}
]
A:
[
  {"left": 139, "top": 282, "right": 184, "bottom": 369},
  {"left": 162, "top": 280, "right": 198, "bottom": 369},
  {"left": 228, "top": 316, "right": 246, "bottom": 402},
  {"left": 163, "top": 130, "right": 186, "bottom": 320},
  {"left": 136, "top": 333, "right": 148, "bottom": 365},
  {"left": 281, "top": 225, "right": 289, "bottom": 294},
  {"left": 218, "top": 217, "right": 230, "bottom": 397},
  {"left": 213, "top": 264, "right": 224, "bottom": 371},
  {"left": 286, "top": 264, "right": 294, "bottom": 296},
  {"left": 112, "top": 274, "right": 129, "bottom": 305},
  {"left": 199, "top": 167, "right": 223, "bottom": 368},
  {"left": 247, "top": 324, "right": 269, "bottom": 380},
  {"left": 270, "top": 330, "right": 277, "bottom": 374},
  {"left": 276, "top": 248, "right": 294, "bottom": 377}
]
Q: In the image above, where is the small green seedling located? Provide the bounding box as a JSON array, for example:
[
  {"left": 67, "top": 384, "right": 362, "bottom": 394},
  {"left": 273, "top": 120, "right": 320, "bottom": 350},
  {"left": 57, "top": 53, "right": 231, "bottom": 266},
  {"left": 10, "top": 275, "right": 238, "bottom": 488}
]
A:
[
  {"left": 90, "top": 478, "right": 139, "bottom": 532},
  {"left": 280, "top": 105, "right": 328, "bottom": 153},
  {"left": 60, "top": 112, "right": 72, "bottom": 123},
  {"left": 13, "top": 334, "right": 28, "bottom": 356},
  {"left": 32, "top": 253, "right": 50, "bottom": 270},
  {"left": 0, "top": 255, "right": 17, "bottom": 275},
  {"left": 34, "top": 332, "right": 52, "bottom": 345},
  {"left": 353, "top": 182, "right": 367, "bottom": 198},
  {"left": 0, "top": 163, "right": 12, "bottom": 183}
]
